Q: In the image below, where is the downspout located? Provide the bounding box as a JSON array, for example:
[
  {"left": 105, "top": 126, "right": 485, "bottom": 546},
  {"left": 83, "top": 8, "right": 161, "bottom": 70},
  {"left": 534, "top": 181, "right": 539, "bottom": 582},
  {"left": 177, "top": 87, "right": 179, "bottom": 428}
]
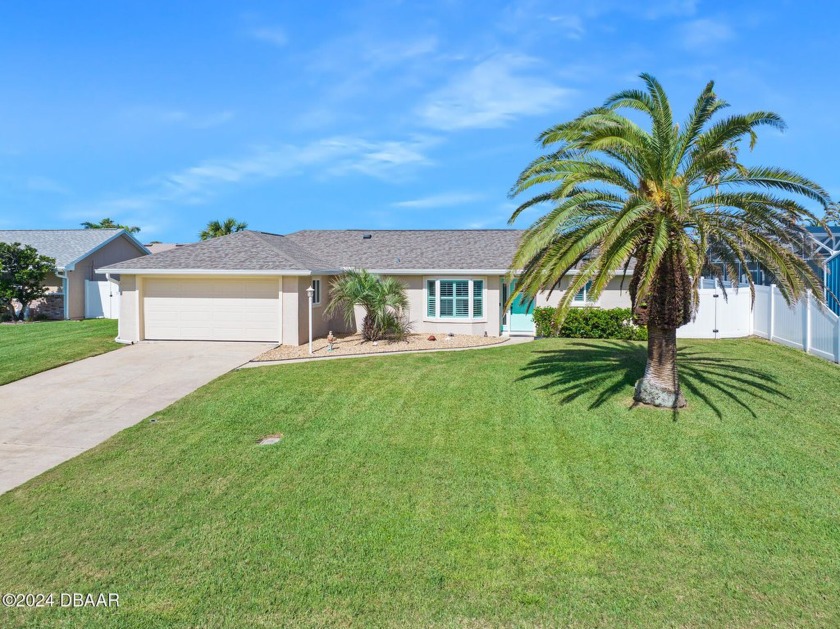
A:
[
  {"left": 105, "top": 273, "right": 132, "bottom": 345},
  {"left": 55, "top": 269, "right": 69, "bottom": 320}
]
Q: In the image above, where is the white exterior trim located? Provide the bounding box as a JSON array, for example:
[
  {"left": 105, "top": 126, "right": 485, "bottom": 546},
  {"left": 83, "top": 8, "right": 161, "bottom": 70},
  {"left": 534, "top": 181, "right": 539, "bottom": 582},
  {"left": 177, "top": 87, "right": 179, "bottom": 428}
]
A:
[
  {"left": 311, "top": 278, "right": 323, "bottom": 307},
  {"left": 363, "top": 268, "right": 633, "bottom": 276},
  {"left": 94, "top": 268, "right": 331, "bottom": 276}
]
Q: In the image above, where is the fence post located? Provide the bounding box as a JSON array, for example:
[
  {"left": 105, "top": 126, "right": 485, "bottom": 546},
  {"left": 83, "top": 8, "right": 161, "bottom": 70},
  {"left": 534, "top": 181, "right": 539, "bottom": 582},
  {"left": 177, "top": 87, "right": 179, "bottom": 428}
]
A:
[
  {"left": 804, "top": 290, "right": 812, "bottom": 354},
  {"left": 769, "top": 284, "right": 776, "bottom": 341},
  {"left": 836, "top": 316, "right": 840, "bottom": 364}
]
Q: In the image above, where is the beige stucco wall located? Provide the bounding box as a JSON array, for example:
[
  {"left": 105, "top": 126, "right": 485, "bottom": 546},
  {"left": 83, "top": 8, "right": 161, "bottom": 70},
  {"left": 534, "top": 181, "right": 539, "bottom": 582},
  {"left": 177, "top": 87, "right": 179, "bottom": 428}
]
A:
[
  {"left": 118, "top": 274, "right": 139, "bottom": 342},
  {"left": 42, "top": 272, "right": 64, "bottom": 293},
  {"left": 282, "top": 276, "right": 301, "bottom": 346},
  {"left": 535, "top": 276, "right": 632, "bottom": 309},
  {"left": 66, "top": 235, "right": 146, "bottom": 319},
  {"left": 336, "top": 274, "right": 504, "bottom": 338},
  {"left": 114, "top": 272, "right": 634, "bottom": 345}
]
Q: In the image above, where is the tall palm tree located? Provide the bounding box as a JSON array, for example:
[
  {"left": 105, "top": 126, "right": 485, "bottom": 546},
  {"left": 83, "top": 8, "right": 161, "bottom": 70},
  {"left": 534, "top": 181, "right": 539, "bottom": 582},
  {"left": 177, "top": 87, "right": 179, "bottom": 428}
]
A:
[
  {"left": 81, "top": 217, "right": 140, "bottom": 233},
  {"left": 509, "top": 74, "right": 831, "bottom": 408},
  {"left": 199, "top": 218, "right": 248, "bottom": 240},
  {"left": 325, "top": 269, "right": 409, "bottom": 341}
]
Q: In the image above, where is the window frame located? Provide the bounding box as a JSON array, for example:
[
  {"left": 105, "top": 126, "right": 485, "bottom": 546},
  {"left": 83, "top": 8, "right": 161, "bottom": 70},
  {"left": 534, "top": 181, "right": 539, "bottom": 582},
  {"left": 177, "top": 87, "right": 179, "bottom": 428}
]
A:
[
  {"left": 311, "top": 278, "right": 322, "bottom": 307},
  {"left": 571, "top": 280, "right": 598, "bottom": 306},
  {"left": 424, "top": 277, "right": 487, "bottom": 322}
]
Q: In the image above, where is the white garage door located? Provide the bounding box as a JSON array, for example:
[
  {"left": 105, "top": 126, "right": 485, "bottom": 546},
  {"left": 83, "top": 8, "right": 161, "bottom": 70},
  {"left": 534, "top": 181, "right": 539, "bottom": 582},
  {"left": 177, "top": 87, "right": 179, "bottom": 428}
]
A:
[{"left": 144, "top": 278, "right": 280, "bottom": 342}]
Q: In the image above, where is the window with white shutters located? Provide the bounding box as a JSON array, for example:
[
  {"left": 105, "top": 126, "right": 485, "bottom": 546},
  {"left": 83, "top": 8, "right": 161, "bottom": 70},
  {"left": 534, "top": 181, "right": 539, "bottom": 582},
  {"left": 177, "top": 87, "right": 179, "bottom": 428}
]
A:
[
  {"left": 425, "top": 278, "right": 486, "bottom": 320},
  {"left": 426, "top": 280, "right": 436, "bottom": 317}
]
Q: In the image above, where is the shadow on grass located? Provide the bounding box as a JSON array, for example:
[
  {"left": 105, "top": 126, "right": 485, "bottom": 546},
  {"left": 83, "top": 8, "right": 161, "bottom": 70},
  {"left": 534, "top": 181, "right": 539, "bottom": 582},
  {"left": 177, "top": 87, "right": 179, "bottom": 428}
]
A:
[{"left": 518, "top": 340, "right": 790, "bottom": 419}]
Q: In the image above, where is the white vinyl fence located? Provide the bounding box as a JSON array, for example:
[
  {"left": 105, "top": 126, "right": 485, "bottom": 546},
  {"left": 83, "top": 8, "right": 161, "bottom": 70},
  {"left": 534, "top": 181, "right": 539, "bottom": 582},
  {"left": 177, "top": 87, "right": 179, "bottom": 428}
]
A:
[
  {"left": 680, "top": 282, "right": 840, "bottom": 364},
  {"left": 752, "top": 284, "right": 840, "bottom": 363},
  {"left": 85, "top": 280, "right": 120, "bottom": 319},
  {"left": 677, "top": 288, "right": 753, "bottom": 339}
]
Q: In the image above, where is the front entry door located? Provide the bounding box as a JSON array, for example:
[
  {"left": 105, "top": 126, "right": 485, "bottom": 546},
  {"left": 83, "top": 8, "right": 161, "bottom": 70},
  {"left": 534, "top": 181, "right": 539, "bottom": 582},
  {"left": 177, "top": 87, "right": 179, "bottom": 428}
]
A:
[{"left": 502, "top": 279, "right": 535, "bottom": 334}]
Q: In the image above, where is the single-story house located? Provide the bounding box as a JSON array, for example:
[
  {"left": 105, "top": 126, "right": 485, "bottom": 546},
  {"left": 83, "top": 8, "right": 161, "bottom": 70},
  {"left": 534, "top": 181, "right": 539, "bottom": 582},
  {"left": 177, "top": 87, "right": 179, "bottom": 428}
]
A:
[
  {"left": 98, "top": 229, "right": 634, "bottom": 344},
  {"left": 0, "top": 228, "right": 149, "bottom": 320}
]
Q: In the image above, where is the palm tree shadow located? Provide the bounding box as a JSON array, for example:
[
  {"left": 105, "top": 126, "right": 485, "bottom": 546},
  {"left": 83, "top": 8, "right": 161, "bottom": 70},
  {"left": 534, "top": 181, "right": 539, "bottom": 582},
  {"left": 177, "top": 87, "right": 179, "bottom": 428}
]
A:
[{"left": 517, "top": 340, "right": 790, "bottom": 419}]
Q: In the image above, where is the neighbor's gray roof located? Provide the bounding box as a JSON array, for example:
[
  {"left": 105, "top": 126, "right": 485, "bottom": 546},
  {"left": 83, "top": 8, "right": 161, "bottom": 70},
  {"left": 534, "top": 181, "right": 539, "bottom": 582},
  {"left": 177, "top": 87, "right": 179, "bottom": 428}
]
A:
[
  {"left": 285, "top": 229, "right": 524, "bottom": 270},
  {"left": 0, "top": 229, "right": 144, "bottom": 270},
  {"left": 100, "top": 230, "right": 335, "bottom": 272},
  {"left": 144, "top": 242, "right": 183, "bottom": 255}
]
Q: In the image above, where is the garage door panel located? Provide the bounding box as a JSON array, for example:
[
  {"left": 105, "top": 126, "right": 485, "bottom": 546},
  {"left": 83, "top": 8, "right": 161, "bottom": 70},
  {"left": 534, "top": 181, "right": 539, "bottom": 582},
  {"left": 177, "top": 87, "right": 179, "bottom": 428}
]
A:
[{"left": 144, "top": 278, "right": 280, "bottom": 342}]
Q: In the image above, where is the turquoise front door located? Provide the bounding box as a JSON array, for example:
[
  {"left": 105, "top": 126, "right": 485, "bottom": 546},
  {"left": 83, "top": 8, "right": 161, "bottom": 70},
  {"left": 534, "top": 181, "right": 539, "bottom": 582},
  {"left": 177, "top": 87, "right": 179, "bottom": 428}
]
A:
[{"left": 502, "top": 279, "right": 534, "bottom": 334}]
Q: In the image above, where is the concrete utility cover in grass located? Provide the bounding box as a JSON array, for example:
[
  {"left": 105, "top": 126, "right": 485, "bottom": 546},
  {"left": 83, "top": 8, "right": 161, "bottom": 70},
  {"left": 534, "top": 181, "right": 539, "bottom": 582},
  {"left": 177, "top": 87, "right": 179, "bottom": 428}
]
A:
[{"left": 258, "top": 434, "right": 283, "bottom": 445}]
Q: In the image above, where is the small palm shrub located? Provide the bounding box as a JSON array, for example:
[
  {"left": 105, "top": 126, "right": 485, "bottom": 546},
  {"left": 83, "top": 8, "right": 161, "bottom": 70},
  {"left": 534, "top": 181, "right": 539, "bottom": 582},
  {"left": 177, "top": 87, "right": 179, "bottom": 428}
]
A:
[{"left": 325, "top": 270, "right": 410, "bottom": 342}]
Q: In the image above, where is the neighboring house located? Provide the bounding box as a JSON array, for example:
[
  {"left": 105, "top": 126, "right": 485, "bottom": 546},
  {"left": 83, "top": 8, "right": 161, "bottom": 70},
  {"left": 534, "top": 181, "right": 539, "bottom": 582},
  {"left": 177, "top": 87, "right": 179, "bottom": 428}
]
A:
[
  {"left": 706, "top": 226, "right": 840, "bottom": 314},
  {"left": 144, "top": 242, "right": 185, "bottom": 255},
  {"left": 806, "top": 226, "right": 840, "bottom": 315},
  {"left": 98, "top": 229, "right": 634, "bottom": 345},
  {"left": 0, "top": 229, "right": 149, "bottom": 320}
]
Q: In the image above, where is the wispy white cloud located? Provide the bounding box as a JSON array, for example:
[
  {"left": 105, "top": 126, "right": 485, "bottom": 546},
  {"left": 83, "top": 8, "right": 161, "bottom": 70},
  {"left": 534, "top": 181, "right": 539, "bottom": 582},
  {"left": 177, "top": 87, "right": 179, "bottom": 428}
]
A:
[
  {"left": 247, "top": 26, "right": 289, "bottom": 47},
  {"left": 392, "top": 191, "right": 485, "bottom": 209},
  {"left": 546, "top": 14, "right": 586, "bottom": 40},
  {"left": 462, "top": 203, "right": 518, "bottom": 229},
  {"left": 160, "top": 136, "right": 436, "bottom": 202},
  {"left": 391, "top": 192, "right": 487, "bottom": 210},
  {"left": 160, "top": 110, "right": 235, "bottom": 129},
  {"left": 308, "top": 35, "right": 438, "bottom": 74},
  {"left": 120, "top": 107, "right": 235, "bottom": 130},
  {"left": 500, "top": 0, "right": 697, "bottom": 36},
  {"left": 644, "top": 0, "right": 697, "bottom": 19},
  {"left": 25, "top": 176, "right": 70, "bottom": 195},
  {"left": 678, "top": 18, "right": 734, "bottom": 51},
  {"left": 249, "top": 25, "right": 288, "bottom": 47},
  {"left": 417, "top": 54, "right": 574, "bottom": 131},
  {"left": 66, "top": 136, "right": 440, "bottom": 231}
]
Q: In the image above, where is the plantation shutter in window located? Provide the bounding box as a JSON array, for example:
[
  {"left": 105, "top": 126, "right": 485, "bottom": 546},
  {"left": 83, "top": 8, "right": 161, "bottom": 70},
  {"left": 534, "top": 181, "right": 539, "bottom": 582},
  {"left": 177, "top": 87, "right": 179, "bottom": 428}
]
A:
[
  {"left": 472, "top": 280, "right": 483, "bottom": 317},
  {"left": 454, "top": 281, "right": 469, "bottom": 317},
  {"left": 427, "top": 280, "right": 436, "bottom": 317},
  {"left": 440, "top": 280, "right": 455, "bottom": 317},
  {"left": 574, "top": 281, "right": 591, "bottom": 302}
]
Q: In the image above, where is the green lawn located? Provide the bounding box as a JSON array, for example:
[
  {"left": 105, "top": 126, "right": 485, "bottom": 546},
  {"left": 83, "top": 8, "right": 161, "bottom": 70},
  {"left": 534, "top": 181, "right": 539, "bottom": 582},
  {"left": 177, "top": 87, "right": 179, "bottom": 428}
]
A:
[
  {"left": 1, "top": 338, "right": 838, "bottom": 627},
  {"left": 0, "top": 319, "right": 120, "bottom": 385}
]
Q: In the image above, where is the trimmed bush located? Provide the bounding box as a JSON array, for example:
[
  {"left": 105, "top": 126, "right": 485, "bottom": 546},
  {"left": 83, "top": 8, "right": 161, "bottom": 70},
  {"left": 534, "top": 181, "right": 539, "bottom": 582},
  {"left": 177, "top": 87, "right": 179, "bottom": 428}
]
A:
[{"left": 533, "top": 307, "right": 647, "bottom": 340}]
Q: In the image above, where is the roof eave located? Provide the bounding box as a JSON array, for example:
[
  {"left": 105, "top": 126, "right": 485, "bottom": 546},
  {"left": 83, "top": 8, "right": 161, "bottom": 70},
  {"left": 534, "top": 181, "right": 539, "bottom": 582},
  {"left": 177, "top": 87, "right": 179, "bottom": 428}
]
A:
[
  {"left": 64, "top": 229, "right": 150, "bottom": 271},
  {"left": 93, "top": 267, "right": 340, "bottom": 276}
]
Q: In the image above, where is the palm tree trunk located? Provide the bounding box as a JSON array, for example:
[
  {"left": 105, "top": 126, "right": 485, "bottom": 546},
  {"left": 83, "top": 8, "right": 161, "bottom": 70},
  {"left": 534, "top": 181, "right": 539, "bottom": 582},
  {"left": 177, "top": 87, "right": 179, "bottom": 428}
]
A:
[
  {"left": 634, "top": 326, "right": 686, "bottom": 408},
  {"left": 361, "top": 313, "right": 378, "bottom": 342}
]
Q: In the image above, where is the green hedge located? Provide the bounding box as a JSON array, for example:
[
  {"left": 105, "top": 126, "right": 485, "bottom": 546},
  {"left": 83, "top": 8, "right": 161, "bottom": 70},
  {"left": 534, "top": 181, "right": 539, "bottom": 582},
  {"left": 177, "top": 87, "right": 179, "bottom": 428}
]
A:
[{"left": 533, "top": 307, "right": 647, "bottom": 340}]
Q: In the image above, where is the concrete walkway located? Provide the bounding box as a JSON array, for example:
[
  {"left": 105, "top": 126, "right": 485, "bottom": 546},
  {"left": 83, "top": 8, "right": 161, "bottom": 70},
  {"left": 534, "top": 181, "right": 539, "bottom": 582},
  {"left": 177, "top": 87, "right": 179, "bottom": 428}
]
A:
[
  {"left": 241, "top": 334, "right": 534, "bottom": 368},
  {"left": 0, "top": 341, "right": 271, "bottom": 494}
]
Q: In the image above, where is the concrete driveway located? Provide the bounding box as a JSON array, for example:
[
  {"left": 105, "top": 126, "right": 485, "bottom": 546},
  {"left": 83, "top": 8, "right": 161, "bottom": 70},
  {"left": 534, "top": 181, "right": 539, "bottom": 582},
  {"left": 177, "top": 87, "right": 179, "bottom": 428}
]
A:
[{"left": 0, "top": 341, "right": 271, "bottom": 494}]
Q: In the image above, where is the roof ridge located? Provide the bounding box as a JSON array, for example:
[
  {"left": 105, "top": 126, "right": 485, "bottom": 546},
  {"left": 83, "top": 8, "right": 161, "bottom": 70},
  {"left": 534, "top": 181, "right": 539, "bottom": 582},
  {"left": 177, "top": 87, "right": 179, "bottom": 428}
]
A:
[
  {"left": 287, "top": 228, "right": 524, "bottom": 234},
  {"left": 244, "top": 230, "right": 329, "bottom": 268},
  {"left": 0, "top": 228, "right": 123, "bottom": 232}
]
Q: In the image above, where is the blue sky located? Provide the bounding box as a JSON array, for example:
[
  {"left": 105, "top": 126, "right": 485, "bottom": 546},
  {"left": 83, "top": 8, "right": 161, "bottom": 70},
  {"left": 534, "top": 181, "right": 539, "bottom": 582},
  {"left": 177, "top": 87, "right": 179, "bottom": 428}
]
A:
[{"left": 0, "top": 0, "right": 837, "bottom": 242}]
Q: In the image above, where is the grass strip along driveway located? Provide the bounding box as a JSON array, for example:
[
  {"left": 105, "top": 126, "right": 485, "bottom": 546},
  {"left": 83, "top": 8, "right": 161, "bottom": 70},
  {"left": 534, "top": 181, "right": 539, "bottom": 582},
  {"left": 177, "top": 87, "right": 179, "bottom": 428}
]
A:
[
  {"left": 0, "top": 338, "right": 838, "bottom": 627},
  {"left": 0, "top": 319, "right": 119, "bottom": 385}
]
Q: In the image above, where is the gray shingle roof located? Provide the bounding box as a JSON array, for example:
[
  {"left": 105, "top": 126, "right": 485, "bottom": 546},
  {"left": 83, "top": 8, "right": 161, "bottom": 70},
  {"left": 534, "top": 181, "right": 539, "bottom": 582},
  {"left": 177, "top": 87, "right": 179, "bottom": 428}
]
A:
[
  {"left": 0, "top": 229, "right": 142, "bottom": 270},
  {"left": 98, "top": 228, "right": 638, "bottom": 275},
  {"left": 285, "top": 229, "right": 524, "bottom": 270},
  {"left": 100, "top": 230, "right": 335, "bottom": 272}
]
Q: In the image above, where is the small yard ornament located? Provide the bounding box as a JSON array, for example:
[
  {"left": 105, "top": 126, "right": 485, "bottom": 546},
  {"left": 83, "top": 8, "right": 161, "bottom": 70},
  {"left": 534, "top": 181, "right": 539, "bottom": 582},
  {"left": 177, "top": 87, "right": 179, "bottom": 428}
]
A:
[
  {"left": 427, "top": 335, "right": 436, "bottom": 341},
  {"left": 327, "top": 330, "right": 336, "bottom": 352}
]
